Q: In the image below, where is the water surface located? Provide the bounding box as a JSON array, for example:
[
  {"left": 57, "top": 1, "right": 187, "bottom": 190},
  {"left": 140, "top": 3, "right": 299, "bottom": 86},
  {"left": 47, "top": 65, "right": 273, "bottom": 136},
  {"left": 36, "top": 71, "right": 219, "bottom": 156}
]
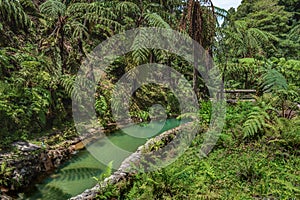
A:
[{"left": 23, "top": 119, "right": 182, "bottom": 199}]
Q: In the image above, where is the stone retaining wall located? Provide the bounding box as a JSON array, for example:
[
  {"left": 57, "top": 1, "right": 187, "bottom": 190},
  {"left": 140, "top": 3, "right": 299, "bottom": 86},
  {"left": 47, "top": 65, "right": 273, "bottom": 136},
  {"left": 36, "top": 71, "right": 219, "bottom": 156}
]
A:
[{"left": 0, "top": 127, "right": 105, "bottom": 196}]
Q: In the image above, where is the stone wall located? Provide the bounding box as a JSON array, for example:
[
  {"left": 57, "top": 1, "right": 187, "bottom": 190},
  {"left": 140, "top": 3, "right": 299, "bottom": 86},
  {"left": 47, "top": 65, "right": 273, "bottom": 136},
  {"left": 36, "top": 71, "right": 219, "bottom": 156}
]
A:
[
  {"left": 0, "top": 128, "right": 104, "bottom": 196},
  {"left": 0, "top": 141, "right": 76, "bottom": 193}
]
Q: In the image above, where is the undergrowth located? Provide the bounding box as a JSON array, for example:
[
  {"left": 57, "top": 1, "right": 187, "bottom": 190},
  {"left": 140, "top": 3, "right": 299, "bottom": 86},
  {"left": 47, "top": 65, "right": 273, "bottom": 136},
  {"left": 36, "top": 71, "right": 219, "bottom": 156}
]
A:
[
  {"left": 95, "top": 101, "right": 300, "bottom": 199},
  {"left": 96, "top": 138, "right": 300, "bottom": 199}
]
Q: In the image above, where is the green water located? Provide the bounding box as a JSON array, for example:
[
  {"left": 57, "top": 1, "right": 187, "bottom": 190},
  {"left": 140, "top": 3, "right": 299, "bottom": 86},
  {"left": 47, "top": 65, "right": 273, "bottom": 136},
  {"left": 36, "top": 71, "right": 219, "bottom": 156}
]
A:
[{"left": 23, "top": 119, "right": 182, "bottom": 200}]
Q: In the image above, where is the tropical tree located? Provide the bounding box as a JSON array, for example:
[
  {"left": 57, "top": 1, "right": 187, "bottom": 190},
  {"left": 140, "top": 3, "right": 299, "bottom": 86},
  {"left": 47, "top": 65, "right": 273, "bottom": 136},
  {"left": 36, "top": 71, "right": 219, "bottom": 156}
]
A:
[
  {"left": 222, "top": 20, "right": 278, "bottom": 59},
  {"left": 230, "top": 0, "right": 295, "bottom": 58},
  {"left": 179, "top": 0, "right": 217, "bottom": 98},
  {"left": 39, "top": 0, "right": 121, "bottom": 73}
]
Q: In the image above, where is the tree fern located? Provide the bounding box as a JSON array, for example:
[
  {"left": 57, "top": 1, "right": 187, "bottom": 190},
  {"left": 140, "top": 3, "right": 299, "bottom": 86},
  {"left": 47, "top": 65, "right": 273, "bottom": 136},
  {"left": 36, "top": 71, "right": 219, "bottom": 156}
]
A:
[
  {"left": 214, "top": 6, "right": 228, "bottom": 21},
  {"left": 224, "top": 20, "right": 278, "bottom": 58},
  {"left": 79, "top": 2, "right": 117, "bottom": 22},
  {"left": 68, "top": 1, "right": 121, "bottom": 32}
]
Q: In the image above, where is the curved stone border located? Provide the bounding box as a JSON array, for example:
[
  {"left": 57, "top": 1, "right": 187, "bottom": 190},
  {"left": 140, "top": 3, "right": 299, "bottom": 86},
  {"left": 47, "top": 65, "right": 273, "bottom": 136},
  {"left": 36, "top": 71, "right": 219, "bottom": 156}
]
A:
[
  {"left": 0, "top": 119, "right": 157, "bottom": 197},
  {"left": 70, "top": 122, "right": 194, "bottom": 200}
]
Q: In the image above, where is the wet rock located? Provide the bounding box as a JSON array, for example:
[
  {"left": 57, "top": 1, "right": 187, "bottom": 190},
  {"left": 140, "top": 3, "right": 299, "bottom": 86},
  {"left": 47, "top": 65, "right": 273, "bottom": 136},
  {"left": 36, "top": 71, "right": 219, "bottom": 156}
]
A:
[
  {"left": 12, "top": 141, "right": 41, "bottom": 152},
  {"left": 87, "top": 128, "right": 96, "bottom": 133},
  {"left": 20, "top": 168, "right": 26, "bottom": 175},
  {"left": 1, "top": 194, "right": 13, "bottom": 200},
  {"left": 40, "top": 152, "right": 54, "bottom": 171}
]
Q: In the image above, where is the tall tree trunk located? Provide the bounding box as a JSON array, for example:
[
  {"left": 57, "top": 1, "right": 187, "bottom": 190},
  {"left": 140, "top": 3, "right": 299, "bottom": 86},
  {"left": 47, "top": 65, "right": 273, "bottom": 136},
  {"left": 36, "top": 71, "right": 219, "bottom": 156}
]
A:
[{"left": 180, "top": 0, "right": 216, "bottom": 99}]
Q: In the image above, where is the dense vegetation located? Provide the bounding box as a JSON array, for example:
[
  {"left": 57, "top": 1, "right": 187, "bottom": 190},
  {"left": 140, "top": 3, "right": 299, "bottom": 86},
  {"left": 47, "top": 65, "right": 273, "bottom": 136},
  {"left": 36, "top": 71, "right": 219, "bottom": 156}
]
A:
[{"left": 0, "top": 0, "right": 299, "bottom": 199}]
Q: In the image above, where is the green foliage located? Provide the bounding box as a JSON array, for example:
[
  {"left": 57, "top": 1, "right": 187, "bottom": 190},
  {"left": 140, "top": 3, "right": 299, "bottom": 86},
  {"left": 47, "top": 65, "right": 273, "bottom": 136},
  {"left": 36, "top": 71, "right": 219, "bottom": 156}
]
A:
[
  {"left": 277, "top": 58, "right": 300, "bottom": 86},
  {"left": 40, "top": 0, "right": 66, "bottom": 19},
  {"left": 59, "top": 74, "right": 75, "bottom": 98},
  {"left": 237, "top": 157, "right": 264, "bottom": 183},
  {"left": 260, "top": 68, "right": 288, "bottom": 92},
  {"left": 197, "top": 100, "right": 212, "bottom": 128},
  {"left": 130, "top": 110, "right": 149, "bottom": 122},
  {"left": 144, "top": 13, "right": 171, "bottom": 28},
  {"left": 0, "top": 162, "right": 13, "bottom": 186},
  {"left": 93, "top": 161, "right": 113, "bottom": 184},
  {"left": 96, "top": 139, "right": 300, "bottom": 199},
  {"left": 273, "top": 117, "right": 300, "bottom": 150},
  {"left": 94, "top": 161, "right": 115, "bottom": 200},
  {"left": 131, "top": 30, "right": 151, "bottom": 65},
  {"left": 243, "top": 105, "right": 272, "bottom": 139},
  {"left": 0, "top": 0, "right": 32, "bottom": 30},
  {"left": 115, "top": 1, "right": 140, "bottom": 15},
  {"left": 220, "top": 0, "right": 298, "bottom": 59},
  {"left": 0, "top": 46, "right": 71, "bottom": 148},
  {"left": 222, "top": 20, "right": 278, "bottom": 58},
  {"left": 0, "top": 0, "right": 299, "bottom": 198},
  {"left": 95, "top": 95, "right": 112, "bottom": 126}
]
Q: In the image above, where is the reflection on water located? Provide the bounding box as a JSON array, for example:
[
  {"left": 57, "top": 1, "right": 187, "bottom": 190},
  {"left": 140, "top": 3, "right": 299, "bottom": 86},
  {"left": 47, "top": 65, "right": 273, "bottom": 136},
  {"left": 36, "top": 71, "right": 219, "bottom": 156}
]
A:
[{"left": 23, "top": 119, "right": 183, "bottom": 199}]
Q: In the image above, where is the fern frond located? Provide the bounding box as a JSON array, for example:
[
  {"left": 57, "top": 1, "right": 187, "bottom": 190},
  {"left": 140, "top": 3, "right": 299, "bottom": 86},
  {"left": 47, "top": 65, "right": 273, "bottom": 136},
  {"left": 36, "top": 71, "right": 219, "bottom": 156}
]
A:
[
  {"left": 288, "top": 23, "right": 300, "bottom": 42},
  {"left": 0, "top": 0, "right": 32, "bottom": 29},
  {"left": 20, "top": 0, "right": 39, "bottom": 16},
  {"left": 40, "top": 0, "right": 66, "bottom": 19},
  {"left": 59, "top": 74, "right": 75, "bottom": 98},
  {"left": 243, "top": 104, "right": 277, "bottom": 139},
  {"left": 261, "top": 69, "right": 288, "bottom": 92},
  {"left": 116, "top": 1, "right": 140, "bottom": 14},
  {"left": 214, "top": 6, "right": 228, "bottom": 19},
  {"left": 85, "top": 2, "right": 116, "bottom": 20},
  {"left": 130, "top": 29, "right": 151, "bottom": 64},
  {"left": 144, "top": 13, "right": 171, "bottom": 28},
  {"left": 64, "top": 20, "right": 89, "bottom": 40}
]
